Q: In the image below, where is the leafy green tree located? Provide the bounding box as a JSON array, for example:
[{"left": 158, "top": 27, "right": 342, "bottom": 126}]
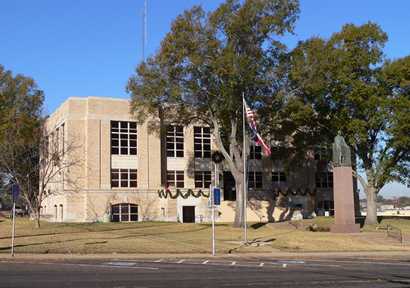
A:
[
  {"left": 288, "top": 23, "right": 410, "bottom": 224},
  {"left": 0, "top": 65, "right": 44, "bottom": 226},
  {"left": 128, "top": 0, "right": 299, "bottom": 227}
]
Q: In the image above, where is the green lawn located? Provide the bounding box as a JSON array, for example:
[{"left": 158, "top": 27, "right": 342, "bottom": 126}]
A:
[{"left": 0, "top": 217, "right": 409, "bottom": 254}]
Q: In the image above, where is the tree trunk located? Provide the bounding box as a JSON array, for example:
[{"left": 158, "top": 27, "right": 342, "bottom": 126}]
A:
[
  {"left": 34, "top": 210, "right": 41, "bottom": 228},
  {"left": 211, "top": 118, "right": 246, "bottom": 228},
  {"left": 365, "top": 185, "right": 378, "bottom": 225}
]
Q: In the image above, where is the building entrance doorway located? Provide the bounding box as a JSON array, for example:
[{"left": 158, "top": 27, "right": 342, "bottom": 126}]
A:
[{"left": 182, "top": 206, "right": 195, "bottom": 223}]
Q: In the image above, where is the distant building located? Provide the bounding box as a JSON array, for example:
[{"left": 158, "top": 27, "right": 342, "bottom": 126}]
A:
[{"left": 41, "top": 96, "right": 350, "bottom": 223}]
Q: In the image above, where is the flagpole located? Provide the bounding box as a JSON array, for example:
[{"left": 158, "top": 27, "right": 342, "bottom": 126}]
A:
[{"left": 242, "top": 93, "right": 248, "bottom": 244}]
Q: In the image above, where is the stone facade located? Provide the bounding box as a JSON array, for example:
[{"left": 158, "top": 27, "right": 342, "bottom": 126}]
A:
[{"left": 41, "top": 96, "right": 340, "bottom": 223}]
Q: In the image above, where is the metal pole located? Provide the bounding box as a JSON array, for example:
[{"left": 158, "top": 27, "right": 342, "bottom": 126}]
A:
[
  {"left": 242, "top": 94, "right": 248, "bottom": 244},
  {"left": 11, "top": 201, "right": 16, "bottom": 257},
  {"left": 210, "top": 183, "right": 215, "bottom": 256},
  {"left": 142, "top": 0, "right": 147, "bottom": 61}
]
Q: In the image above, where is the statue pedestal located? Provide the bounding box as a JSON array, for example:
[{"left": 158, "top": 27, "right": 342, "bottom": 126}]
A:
[{"left": 330, "top": 166, "right": 360, "bottom": 233}]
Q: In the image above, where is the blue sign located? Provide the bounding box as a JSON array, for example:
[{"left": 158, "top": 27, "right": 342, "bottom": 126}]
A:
[
  {"left": 11, "top": 184, "right": 20, "bottom": 202},
  {"left": 213, "top": 187, "right": 221, "bottom": 206}
]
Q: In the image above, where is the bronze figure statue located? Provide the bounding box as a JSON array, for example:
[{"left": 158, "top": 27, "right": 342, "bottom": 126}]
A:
[{"left": 332, "top": 131, "right": 351, "bottom": 167}]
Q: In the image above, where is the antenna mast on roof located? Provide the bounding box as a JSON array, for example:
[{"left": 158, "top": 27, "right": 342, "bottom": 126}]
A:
[{"left": 142, "top": 0, "right": 147, "bottom": 61}]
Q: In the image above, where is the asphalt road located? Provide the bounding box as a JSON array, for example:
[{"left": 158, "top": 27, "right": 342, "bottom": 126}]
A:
[{"left": 1, "top": 257, "right": 410, "bottom": 288}]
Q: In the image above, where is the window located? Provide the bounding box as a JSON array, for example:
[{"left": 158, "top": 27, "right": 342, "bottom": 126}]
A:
[
  {"left": 194, "top": 126, "right": 211, "bottom": 158},
  {"left": 111, "top": 169, "right": 137, "bottom": 188},
  {"left": 167, "top": 170, "right": 184, "bottom": 188},
  {"left": 60, "top": 123, "right": 65, "bottom": 156},
  {"left": 55, "top": 127, "right": 60, "bottom": 153},
  {"left": 272, "top": 171, "right": 286, "bottom": 184},
  {"left": 316, "top": 172, "right": 333, "bottom": 188},
  {"left": 111, "top": 203, "right": 138, "bottom": 222},
  {"left": 111, "top": 121, "right": 137, "bottom": 155},
  {"left": 194, "top": 171, "right": 212, "bottom": 188},
  {"left": 248, "top": 172, "right": 262, "bottom": 189},
  {"left": 166, "top": 125, "right": 184, "bottom": 157},
  {"left": 59, "top": 204, "right": 63, "bottom": 222},
  {"left": 314, "top": 145, "right": 331, "bottom": 161},
  {"left": 250, "top": 145, "right": 262, "bottom": 160}
]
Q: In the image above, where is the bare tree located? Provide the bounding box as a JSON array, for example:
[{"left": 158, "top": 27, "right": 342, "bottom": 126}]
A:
[{"left": 0, "top": 123, "right": 82, "bottom": 228}]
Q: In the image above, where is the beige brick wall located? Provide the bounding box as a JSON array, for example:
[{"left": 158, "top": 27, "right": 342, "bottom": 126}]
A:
[{"left": 42, "top": 96, "right": 336, "bottom": 223}]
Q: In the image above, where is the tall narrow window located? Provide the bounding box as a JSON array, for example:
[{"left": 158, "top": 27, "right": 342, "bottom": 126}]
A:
[
  {"left": 55, "top": 127, "right": 60, "bottom": 153},
  {"left": 111, "top": 121, "right": 137, "bottom": 155},
  {"left": 272, "top": 171, "right": 286, "bottom": 184},
  {"left": 60, "top": 123, "right": 65, "bottom": 156},
  {"left": 248, "top": 172, "right": 263, "bottom": 189},
  {"left": 315, "top": 172, "right": 333, "bottom": 188},
  {"left": 167, "top": 170, "right": 184, "bottom": 188},
  {"left": 111, "top": 169, "right": 137, "bottom": 188},
  {"left": 250, "top": 145, "right": 262, "bottom": 160},
  {"left": 59, "top": 204, "right": 63, "bottom": 222},
  {"left": 194, "top": 127, "right": 211, "bottom": 158},
  {"left": 166, "top": 125, "right": 184, "bottom": 157},
  {"left": 194, "top": 171, "right": 212, "bottom": 188}
]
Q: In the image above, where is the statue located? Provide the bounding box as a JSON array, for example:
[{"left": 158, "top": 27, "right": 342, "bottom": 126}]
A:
[
  {"left": 330, "top": 131, "right": 360, "bottom": 233},
  {"left": 332, "top": 131, "right": 351, "bottom": 167}
]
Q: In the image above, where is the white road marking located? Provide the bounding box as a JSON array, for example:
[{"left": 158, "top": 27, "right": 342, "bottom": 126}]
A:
[
  {"left": 231, "top": 261, "right": 236, "bottom": 265},
  {"left": 177, "top": 259, "right": 185, "bottom": 264},
  {"left": 99, "top": 264, "right": 159, "bottom": 270},
  {"left": 154, "top": 259, "right": 163, "bottom": 263},
  {"left": 1, "top": 260, "right": 160, "bottom": 271},
  {"left": 308, "top": 259, "right": 410, "bottom": 267},
  {"left": 105, "top": 262, "right": 136, "bottom": 266},
  {"left": 202, "top": 260, "right": 209, "bottom": 264},
  {"left": 259, "top": 263, "right": 264, "bottom": 267},
  {"left": 305, "top": 263, "right": 341, "bottom": 268}
]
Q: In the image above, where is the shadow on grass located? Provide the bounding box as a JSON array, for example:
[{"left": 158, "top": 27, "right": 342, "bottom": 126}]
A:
[
  {"left": 0, "top": 225, "right": 212, "bottom": 253},
  {"left": 0, "top": 222, "right": 176, "bottom": 240},
  {"left": 113, "top": 225, "right": 210, "bottom": 240},
  {"left": 251, "top": 222, "right": 267, "bottom": 229}
]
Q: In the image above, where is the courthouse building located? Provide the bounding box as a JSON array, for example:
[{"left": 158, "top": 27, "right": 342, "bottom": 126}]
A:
[{"left": 41, "top": 96, "right": 338, "bottom": 223}]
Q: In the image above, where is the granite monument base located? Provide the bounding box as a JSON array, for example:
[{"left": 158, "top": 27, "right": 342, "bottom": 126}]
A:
[
  {"left": 330, "top": 223, "right": 360, "bottom": 233},
  {"left": 331, "top": 166, "right": 360, "bottom": 234}
]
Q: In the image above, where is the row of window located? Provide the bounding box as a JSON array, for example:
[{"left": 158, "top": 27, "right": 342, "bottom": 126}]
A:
[
  {"left": 113, "top": 121, "right": 338, "bottom": 163},
  {"left": 110, "top": 169, "right": 333, "bottom": 189},
  {"left": 165, "top": 171, "right": 287, "bottom": 189},
  {"left": 111, "top": 121, "right": 212, "bottom": 158},
  {"left": 111, "top": 122, "right": 336, "bottom": 163},
  {"left": 111, "top": 121, "right": 267, "bottom": 160}
]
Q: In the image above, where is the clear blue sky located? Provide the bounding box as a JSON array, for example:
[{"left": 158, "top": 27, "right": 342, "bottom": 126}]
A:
[{"left": 1, "top": 0, "right": 409, "bottom": 197}]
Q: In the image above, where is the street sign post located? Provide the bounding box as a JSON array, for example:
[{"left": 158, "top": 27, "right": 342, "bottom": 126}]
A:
[
  {"left": 210, "top": 184, "right": 216, "bottom": 256},
  {"left": 213, "top": 187, "right": 221, "bottom": 206},
  {"left": 210, "top": 154, "right": 223, "bottom": 257},
  {"left": 11, "top": 184, "right": 20, "bottom": 257},
  {"left": 12, "top": 184, "right": 20, "bottom": 202}
]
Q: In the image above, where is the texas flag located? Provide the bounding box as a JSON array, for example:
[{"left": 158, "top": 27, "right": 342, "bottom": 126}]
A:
[{"left": 243, "top": 99, "right": 271, "bottom": 156}]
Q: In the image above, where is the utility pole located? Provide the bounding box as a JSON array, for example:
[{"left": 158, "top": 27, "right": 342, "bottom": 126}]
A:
[{"left": 142, "top": 0, "right": 147, "bottom": 61}]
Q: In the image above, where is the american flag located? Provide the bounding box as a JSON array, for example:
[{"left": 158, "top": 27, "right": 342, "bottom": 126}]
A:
[{"left": 243, "top": 99, "right": 271, "bottom": 156}]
